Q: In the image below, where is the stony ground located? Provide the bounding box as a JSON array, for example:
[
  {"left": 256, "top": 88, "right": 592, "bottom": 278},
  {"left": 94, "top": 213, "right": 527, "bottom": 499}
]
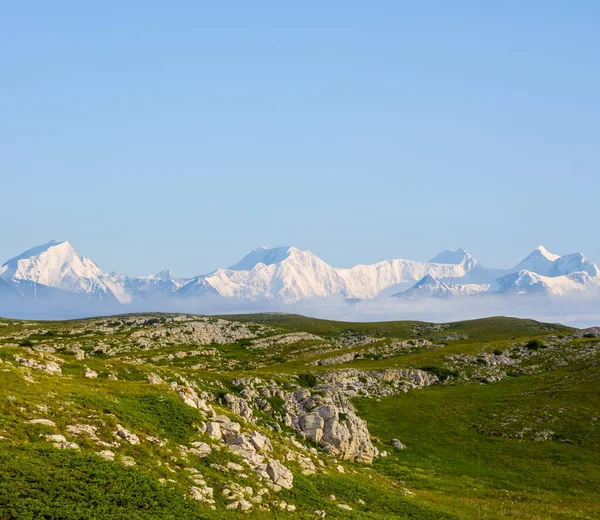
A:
[{"left": 0, "top": 313, "right": 598, "bottom": 519}]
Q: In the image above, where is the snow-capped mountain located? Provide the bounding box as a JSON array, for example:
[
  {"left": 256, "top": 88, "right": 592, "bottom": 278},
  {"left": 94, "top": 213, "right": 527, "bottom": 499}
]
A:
[
  {"left": 429, "top": 247, "right": 478, "bottom": 271},
  {"left": 0, "top": 241, "right": 119, "bottom": 301},
  {"left": 492, "top": 269, "right": 600, "bottom": 296},
  {"left": 176, "top": 246, "right": 481, "bottom": 302},
  {"left": 397, "top": 274, "right": 490, "bottom": 299},
  {"left": 104, "top": 270, "right": 187, "bottom": 302},
  {"left": 397, "top": 246, "right": 600, "bottom": 299},
  {"left": 228, "top": 246, "right": 292, "bottom": 271},
  {"left": 1, "top": 241, "right": 599, "bottom": 310},
  {"left": 511, "top": 246, "right": 560, "bottom": 276},
  {"left": 180, "top": 247, "right": 347, "bottom": 302}
]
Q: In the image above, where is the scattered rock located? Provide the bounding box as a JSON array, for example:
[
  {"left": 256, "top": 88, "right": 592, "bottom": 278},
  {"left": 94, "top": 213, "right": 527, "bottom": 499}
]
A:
[
  {"left": 391, "top": 438, "right": 405, "bottom": 450},
  {"left": 28, "top": 419, "right": 56, "bottom": 427},
  {"left": 84, "top": 368, "right": 98, "bottom": 378},
  {"left": 115, "top": 425, "right": 140, "bottom": 445},
  {"left": 96, "top": 450, "right": 115, "bottom": 461},
  {"left": 147, "top": 373, "right": 164, "bottom": 385}
]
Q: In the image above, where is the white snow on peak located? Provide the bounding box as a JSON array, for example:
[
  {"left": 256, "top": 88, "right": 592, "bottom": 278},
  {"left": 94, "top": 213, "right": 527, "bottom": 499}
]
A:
[
  {"left": 398, "top": 275, "right": 490, "bottom": 299},
  {"left": 1, "top": 240, "right": 599, "bottom": 305},
  {"left": 550, "top": 253, "right": 600, "bottom": 278},
  {"left": 429, "top": 247, "right": 474, "bottom": 265},
  {"left": 534, "top": 245, "right": 561, "bottom": 262},
  {"left": 493, "top": 269, "right": 600, "bottom": 296},
  {"left": 511, "top": 246, "right": 561, "bottom": 276},
  {"left": 228, "top": 246, "right": 293, "bottom": 271},
  {"left": 153, "top": 269, "right": 175, "bottom": 280},
  {"left": 337, "top": 255, "right": 478, "bottom": 299},
  {"left": 0, "top": 240, "right": 119, "bottom": 301},
  {"left": 199, "top": 247, "right": 345, "bottom": 302},
  {"left": 509, "top": 246, "right": 600, "bottom": 279}
]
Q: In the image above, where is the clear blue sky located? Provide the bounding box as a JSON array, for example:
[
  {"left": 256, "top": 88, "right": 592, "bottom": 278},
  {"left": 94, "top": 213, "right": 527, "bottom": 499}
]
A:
[{"left": 2, "top": 1, "right": 599, "bottom": 277}]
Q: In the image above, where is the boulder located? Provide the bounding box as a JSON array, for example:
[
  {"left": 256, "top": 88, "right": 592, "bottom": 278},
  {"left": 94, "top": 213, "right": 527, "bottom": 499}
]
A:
[
  {"left": 249, "top": 431, "right": 272, "bottom": 453},
  {"left": 147, "top": 373, "right": 164, "bottom": 385},
  {"left": 115, "top": 425, "right": 140, "bottom": 445},
  {"left": 84, "top": 368, "right": 98, "bottom": 378},
  {"left": 28, "top": 419, "right": 56, "bottom": 427},
  {"left": 206, "top": 422, "right": 222, "bottom": 441},
  {"left": 391, "top": 438, "right": 405, "bottom": 450},
  {"left": 266, "top": 460, "right": 293, "bottom": 489}
]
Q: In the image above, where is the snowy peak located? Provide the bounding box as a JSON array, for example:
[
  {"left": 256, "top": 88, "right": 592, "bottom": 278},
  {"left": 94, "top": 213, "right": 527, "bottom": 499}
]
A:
[
  {"left": 512, "top": 246, "right": 560, "bottom": 275},
  {"left": 153, "top": 269, "right": 175, "bottom": 281},
  {"left": 0, "top": 240, "right": 598, "bottom": 305},
  {"left": 199, "top": 247, "right": 345, "bottom": 302},
  {"left": 550, "top": 253, "right": 600, "bottom": 278},
  {"left": 228, "top": 246, "right": 293, "bottom": 271},
  {"left": 1, "top": 240, "right": 100, "bottom": 286},
  {"left": 494, "top": 269, "right": 599, "bottom": 296},
  {"left": 430, "top": 247, "right": 470, "bottom": 264},
  {"left": 1, "top": 240, "right": 67, "bottom": 265},
  {"left": 397, "top": 274, "right": 490, "bottom": 299},
  {"left": 429, "top": 247, "right": 478, "bottom": 271},
  {"left": 0, "top": 240, "right": 118, "bottom": 301},
  {"left": 414, "top": 274, "right": 438, "bottom": 287},
  {"left": 175, "top": 276, "right": 218, "bottom": 298},
  {"left": 511, "top": 246, "right": 599, "bottom": 278},
  {"left": 533, "top": 245, "right": 561, "bottom": 262},
  {"left": 399, "top": 275, "right": 453, "bottom": 299}
]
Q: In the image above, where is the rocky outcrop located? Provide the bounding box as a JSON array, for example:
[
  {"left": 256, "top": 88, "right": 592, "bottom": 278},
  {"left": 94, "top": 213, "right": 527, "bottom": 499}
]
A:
[
  {"left": 131, "top": 317, "right": 269, "bottom": 349},
  {"left": 177, "top": 386, "right": 212, "bottom": 412},
  {"left": 291, "top": 388, "right": 376, "bottom": 463},
  {"left": 225, "top": 368, "right": 442, "bottom": 464},
  {"left": 15, "top": 355, "right": 62, "bottom": 376},
  {"left": 223, "top": 394, "right": 253, "bottom": 420}
]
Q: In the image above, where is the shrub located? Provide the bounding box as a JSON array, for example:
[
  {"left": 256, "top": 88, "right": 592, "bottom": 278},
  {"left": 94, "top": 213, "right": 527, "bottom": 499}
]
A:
[
  {"left": 298, "top": 373, "right": 318, "bottom": 388},
  {"left": 19, "top": 339, "right": 34, "bottom": 347},
  {"left": 420, "top": 366, "right": 459, "bottom": 381},
  {"left": 526, "top": 339, "right": 545, "bottom": 350},
  {"left": 0, "top": 445, "right": 206, "bottom": 519},
  {"left": 493, "top": 349, "right": 503, "bottom": 356}
]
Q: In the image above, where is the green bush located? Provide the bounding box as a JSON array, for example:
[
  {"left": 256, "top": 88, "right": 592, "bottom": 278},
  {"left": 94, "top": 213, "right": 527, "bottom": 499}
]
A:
[
  {"left": 0, "top": 446, "right": 208, "bottom": 520},
  {"left": 526, "top": 339, "right": 545, "bottom": 350},
  {"left": 420, "top": 366, "right": 459, "bottom": 382},
  {"left": 297, "top": 373, "right": 318, "bottom": 388}
]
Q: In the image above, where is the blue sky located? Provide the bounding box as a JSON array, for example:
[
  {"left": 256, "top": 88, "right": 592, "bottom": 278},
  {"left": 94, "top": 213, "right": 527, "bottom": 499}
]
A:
[{"left": 2, "top": 2, "right": 599, "bottom": 277}]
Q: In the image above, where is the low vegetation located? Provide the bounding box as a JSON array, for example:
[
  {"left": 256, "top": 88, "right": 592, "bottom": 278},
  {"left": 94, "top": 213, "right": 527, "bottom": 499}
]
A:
[{"left": 0, "top": 313, "right": 597, "bottom": 519}]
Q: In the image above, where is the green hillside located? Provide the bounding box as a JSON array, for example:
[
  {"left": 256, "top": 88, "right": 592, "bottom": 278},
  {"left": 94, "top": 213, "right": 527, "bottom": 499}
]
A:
[{"left": 0, "top": 313, "right": 597, "bottom": 519}]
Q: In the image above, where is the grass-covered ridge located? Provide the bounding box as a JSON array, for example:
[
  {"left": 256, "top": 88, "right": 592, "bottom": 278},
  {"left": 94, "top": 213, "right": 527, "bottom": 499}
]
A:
[{"left": 0, "top": 312, "right": 597, "bottom": 519}]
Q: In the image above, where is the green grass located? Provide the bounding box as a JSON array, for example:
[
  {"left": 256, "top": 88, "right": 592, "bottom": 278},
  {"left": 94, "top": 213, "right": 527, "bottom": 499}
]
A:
[
  {"left": 355, "top": 362, "right": 600, "bottom": 519},
  {"left": 73, "top": 391, "right": 204, "bottom": 444},
  {"left": 0, "top": 445, "right": 210, "bottom": 520},
  {"left": 0, "top": 312, "right": 596, "bottom": 519}
]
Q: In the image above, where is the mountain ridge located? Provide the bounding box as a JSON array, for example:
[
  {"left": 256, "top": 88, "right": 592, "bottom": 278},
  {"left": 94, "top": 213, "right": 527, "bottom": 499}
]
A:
[{"left": 1, "top": 241, "right": 599, "bottom": 307}]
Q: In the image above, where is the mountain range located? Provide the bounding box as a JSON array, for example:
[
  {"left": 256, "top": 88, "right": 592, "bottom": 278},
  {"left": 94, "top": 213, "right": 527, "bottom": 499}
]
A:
[{"left": 0, "top": 241, "right": 599, "bottom": 311}]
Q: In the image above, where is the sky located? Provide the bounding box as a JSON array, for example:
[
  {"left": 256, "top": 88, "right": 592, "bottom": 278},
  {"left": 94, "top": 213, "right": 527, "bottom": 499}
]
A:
[{"left": 1, "top": 1, "right": 599, "bottom": 277}]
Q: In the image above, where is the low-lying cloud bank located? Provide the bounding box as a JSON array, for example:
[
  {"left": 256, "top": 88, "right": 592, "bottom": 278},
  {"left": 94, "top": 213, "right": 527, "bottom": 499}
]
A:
[{"left": 1, "top": 292, "right": 600, "bottom": 328}]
